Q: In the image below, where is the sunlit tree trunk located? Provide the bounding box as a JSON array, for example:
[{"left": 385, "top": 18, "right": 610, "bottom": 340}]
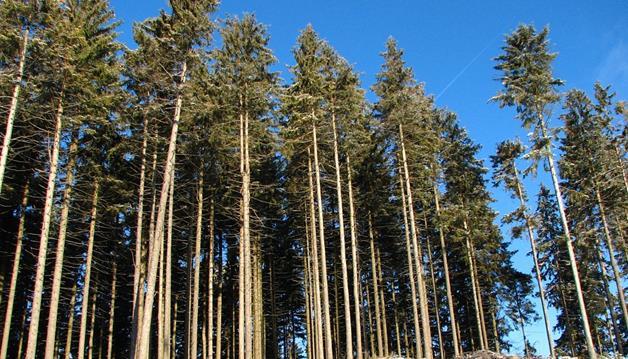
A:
[
  {"left": 423, "top": 217, "right": 444, "bottom": 359},
  {"left": 44, "top": 135, "right": 79, "bottom": 359},
  {"left": 398, "top": 170, "right": 422, "bottom": 359},
  {"left": 331, "top": 112, "right": 353, "bottom": 357},
  {"left": 25, "top": 93, "right": 65, "bottom": 359},
  {"left": 106, "top": 263, "right": 117, "bottom": 359},
  {"left": 311, "top": 122, "right": 334, "bottom": 359},
  {"left": 0, "top": 181, "right": 29, "bottom": 359},
  {"left": 87, "top": 281, "right": 98, "bottom": 359},
  {"left": 512, "top": 165, "right": 554, "bottom": 357},
  {"left": 540, "top": 122, "right": 596, "bottom": 358},
  {"left": 78, "top": 180, "right": 100, "bottom": 359},
  {"left": 0, "top": 29, "right": 29, "bottom": 195},
  {"left": 64, "top": 283, "right": 78, "bottom": 359},
  {"left": 463, "top": 217, "right": 484, "bottom": 351},
  {"left": 208, "top": 199, "right": 215, "bottom": 359},
  {"left": 191, "top": 170, "right": 204, "bottom": 359},
  {"left": 368, "top": 213, "right": 383, "bottom": 357},
  {"left": 308, "top": 149, "right": 325, "bottom": 359},
  {"left": 346, "top": 157, "right": 363, "bottom": 359},
  {"left": 398, "top": 124, "right": 432, "bottom": 359}
]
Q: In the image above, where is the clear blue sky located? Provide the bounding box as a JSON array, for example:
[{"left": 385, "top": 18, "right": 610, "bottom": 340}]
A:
[{"left": 109, "top": 0, "right": 628, "bottom": 355}]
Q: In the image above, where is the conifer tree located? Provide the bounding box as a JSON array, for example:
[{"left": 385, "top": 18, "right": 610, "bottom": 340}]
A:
[{"left": 493, "top": 24, "right": 596, "bottom": 358}]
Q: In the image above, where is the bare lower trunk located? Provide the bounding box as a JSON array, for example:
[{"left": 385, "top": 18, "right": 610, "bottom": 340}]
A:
[
  {"left": 513, "top": 166, "right": 554, "bottom": 357},
  {"left": 78, "top": 180, "right": 100, "bottom": 359},
  {"left": 136, "top": 62, "right": 186, "bottom": 359},
  {"left": 208, "top": 199, "right": 215, "bottom": 359},
  {"left": 44, "top": 135, "right": 79, "bottom": 359},
  {"left": 87, "top": 282, "right": 98, "bottom": 359},
  {"left": 191, "top": 170, "right": 204, "bottom": 359},
  {"left": 307, "top": 149, "right": 325, "bottom": 359},
  {"left": 376, "top": 247, "right": 389, "bottom": 356},
  {"left": 540, "top": 122, "right": 596, "bottom": 358},
  {"left": 368, "top": 214, "right": 384, "bottom": 357},
  {"left": 331, "top": 113, "right": 353, "bottom": 357},
  {"left": 595, "top": 186, "right": 628, "bottom": 330},
  {"left": 164, "top": 169, "right": 174, "bottom": 359},
  {"left": 423, "top": 220, "right": 444, "bottom": 359},
  {"left": 243, "top": 110, "right": 253, "bottom": 359},
  {"left": 312, "top": 122, "right": 334, "bottom": 359},
  {"left": 64, "top": 283, "right": 78, "bottom": 359},
  {"left": 595, "top": 238, "right": 624, "bottom": 355},
  {"left": 398, "top": 170, "right": 422, "bottom": 359},
  {"left": 0, "top": 29, "right": 29, "bottom": 195},
  {"left": 107, "top": 264, "right": 117, "bottom": 359},
  {"left": 25, "top": 94, "right": 64, "bottom": 359},
  {"left": 432, "top": 178, "right": 460, "bottom": 356},
  {"left": 0, "top": 181, "right": 29, "bottom": 359},
  {"left": 216, "top": 231, "right": 223, "bottom": 359},
  {"left": 463, "top": 219, "right": 484, "bottom": 351},
  {"left": 391, "top": 281, "right": 402, "bottom": 356},
  {"left": 347, "top": 157, "right": 363, "bottom": 359},
  {"left": 131, "top": 113, "right": 150, "bottom": 355},
  {"left": 398, "top": 124, "right": 432, "bottom": 359}
]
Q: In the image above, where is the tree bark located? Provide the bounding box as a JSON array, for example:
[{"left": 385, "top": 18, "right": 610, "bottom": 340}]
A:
[
  {"left": 346, "top": 157, "right": 363, "bottom": 359},
  {"left": 136, "top": 61, "right": 186, "bottom": 359},
  {"left": 398, "top": 124, "right": 432, "bottom": 359},
  {"left": 311, "top": 122, "right": 334, "bottom": 359},
  {"left": 106, "top": 263, "right": 117, "bottom": 359},
  {"left": 208, "top": 199, "right": 215, "bottom": 359},
  {"left": 64, "top": 283, "right": 78, "bottom": 359},
  {"left": 368, "top": 213, "right": 384, "bottom": 357},
  {"left": 87, "top": 281, "right": 98, "bottom": 359},
  {"left": 398, "top": 169, "right": 422, "bottom": 359},
  {"left": 0, "top": 181, "right": 29, "bottom": 359},
  {"left": 307, "top": 149, "right": 325, "bottom": 359},
  {"left": 432, "top": 177, "right": 460, "bottom": 356},
  {"left": 77, "top": 180, "right": 100, "bottom": 359},
  {"left": 191, "top": 170, "right": 204, "bottom": 359},
  {"left": 0, "top": 28, "right": 29, "bottom": 195},
  {"left": 216, "top": 230, "right": 223, "bottom": 359},
  {"left": 463, "top": 217, "right": 484, "bottom": 351},
  {"left": 25, "top": 94, "right": 65, "bottom": 359},
  {"left": 331, "top": 112, "right": 353, "bottom": 357},
  {"left": 44, "top": 134, "right": 79, "bottom": 359}
]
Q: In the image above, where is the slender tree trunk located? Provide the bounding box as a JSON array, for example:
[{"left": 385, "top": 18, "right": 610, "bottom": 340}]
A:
[
  {"left": 594, "top": 185, "right": 628, "bottom": 330},
  {"left": 164, "top": 171, "right": 174, "bottom": 359},
  {"left": 491, "top": 309, "right": 500, "bottom": 353},
  {"left": 432, "top": 178, "right": 460, "bottom": 357},
  {"left": 307, "top": 151, "right": 325, "bottom": 359},
  {"left": 253, "top": 241, "right": 263, "bottom": 359},
  {"left": 513, "top": 166, "right": 555, "bottom": 357},
  {"left": 216, "top": 232, "right": 223, "bottom": 359},
  {"left": 304, "top": 255, "right": 313, "bottom": 359},
  {"left": 391, "top": 280, "right": 402, "bottom": 356},
  {"left": 346, "top": 157, "right": 363, "bottom": 359},
  {"left": 398, "top": 124, "right": 432, "bottom": 359},
  {"left": 376, "top": 247, "right": 389, "bottom": 357},
  {"left": 157, "top": 225, "right": 165, "bottom": 359},
  {"left": 64, "top": 283, "right": 78, "bottom": 359},
  {"left": 0, "top": 28, "right": 29, "bottom": 195},
  {"left": 136, "top": 62, "right": 186, "bottom": 359},
  {"left": 191, "top": 170, "right": 204, "bottom": 359},
  {"left": 463, "top": 219, "right": 484, "bottom": 351},
  {"left": 331, "top": 112, "right": 353, "bottom": 357},
  {"left": 365, "top": 281, "right": 375, "bottom": 357},
  {"left": 44, "top": 134, "right": 79, "bottom": 359},
  {"left": 87, "top": 281, "right": 98, "bottom": 359},
  {"left": 518, "top": 307, "right": 529, "bottom": 358},
  {"left": 78, "top": 180, "right": 100, "bottom": 359},
  {"left": 243, "top": 109, "right": 253, "bottom": 359},
  {"left": 172, "top": 297, "right": 178, "bottom": 359},
  {"left": 368, "top": 214, "right": 384, "bottom": 357},
  {"left": 470, "top": 239, "right": 489, "bottom": 349},
  {"left": 25, "top": 93, "right": 64, "bottom": 359},
  {"left": 208, "top": 199, "right": 215, "bottom": 359},
  {"left": 106, "top": 263, "right": 117, "bottom": 359},
  {"left": 132, "top": 112, "right": 150, "bottom": 355},
  {"left": 311, "top": 122, "right": 334, "bottom": 359},
  {"left": 595, "top": 238, "right": 624, "bottom": 355},
  {"left": 540, "top": 122, "right": 596, "bottom": 358},
  {"left": 0, "top": 181, "right": 29, "bottom": 359},
  {"left": 398, "top": 170, "right": 422, "bottom": 359},
  {"left": 423, "top": 220, "right": 444, "bottom": 359}
]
